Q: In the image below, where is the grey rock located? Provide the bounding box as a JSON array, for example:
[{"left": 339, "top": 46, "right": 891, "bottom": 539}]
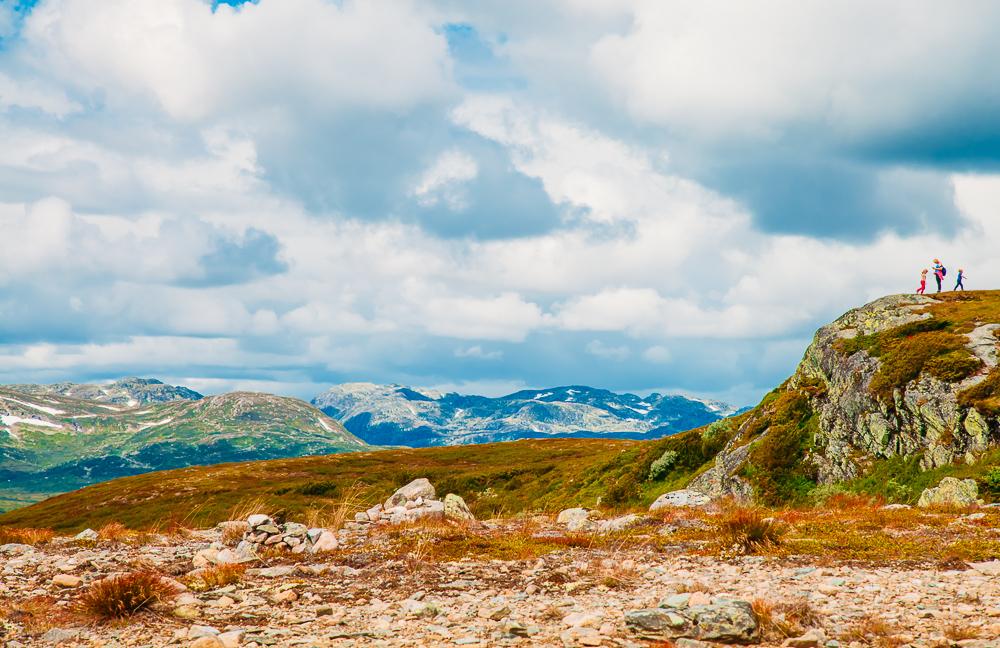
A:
[
  {"left": 385, "top": 478, "right": 436, "bottom": 508},
  {"left": 73, "top": 528, "right": 98, "bottom": 542},
  {"left": 247, "top": 514, "right": 272, "bottom": 527},
  {"left": 40, "top": 628, "right": 81, "bottom": 644},
  {"left": 649, "top": 490, "right": 712, "bottom": 511},
  {"left": 626, "top": 599, "right": 758, "bottom": 644},
  {"left": 443, "top": 493, "right": 475, "bottom": 522},
  {"left": 918, "top": 477, "right": 979, "bottom": 508}
]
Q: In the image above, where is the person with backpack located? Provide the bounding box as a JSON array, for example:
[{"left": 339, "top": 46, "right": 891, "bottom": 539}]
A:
[
  {"left": 954, "top": 268, "right": 967, "bottom": 291},
  {"left": 917, "top": 268, "right": 928, "bottom": 294},
  {"left": 932, "top": 259, "right": 946, "bottom": 293}
]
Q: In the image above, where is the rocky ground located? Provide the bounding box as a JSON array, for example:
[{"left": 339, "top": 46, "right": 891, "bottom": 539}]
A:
[{"left": 3, "top": 482, "right": 1000, "bottom": 648}]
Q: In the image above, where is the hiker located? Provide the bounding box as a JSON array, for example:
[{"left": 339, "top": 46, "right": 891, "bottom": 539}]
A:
[
  {"left": 932, "top": 259, "right": 946, "bottom": 293},
  {"left": 917, "top": 268, "right": 928, "bottom": 294},
  {"left": 954, "top": 268, "right": 967, "bottom": 291}
]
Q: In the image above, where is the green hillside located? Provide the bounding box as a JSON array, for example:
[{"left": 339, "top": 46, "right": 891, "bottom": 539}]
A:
[{"left": 0, "top": 389, "right": 366, "bottom": 510}]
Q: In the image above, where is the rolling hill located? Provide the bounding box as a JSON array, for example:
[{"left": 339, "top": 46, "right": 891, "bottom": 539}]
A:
[
  {"left": 0, "top": 388, "right": 366, "bottom": 511},
  {"left": 7, "top": 376, "right": 203, "bottom": 405},
  {"left": 312, "top": 383, "right": 736, "bottom": 446},
  {"left": 4, "top": 291, "right": 1000, "bottom": 531}
]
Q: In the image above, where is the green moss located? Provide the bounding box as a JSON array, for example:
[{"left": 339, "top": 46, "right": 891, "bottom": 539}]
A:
[
  {"left": 842, "top": 450, "right": 1000, "bottom": 504},
  {"left": 739, "top": 391, "right": 819, "bottom": 505},
  {"left": 958, "top": 368, "right": 1000, "bottom": 416},
  {"left": 925, "top": 350, "right": 984, "bottom": 382}
]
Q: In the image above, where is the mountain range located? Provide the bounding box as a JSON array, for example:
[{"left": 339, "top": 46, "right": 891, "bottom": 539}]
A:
[
  {"left": 312, "top": 383, "right": 737, "bottom": 446},
  {"left": 4, "top": 291, "right": 1000, "bottom": 531},
  {"left": 0, "top": 382, "right": 364, "bottom": 511}
]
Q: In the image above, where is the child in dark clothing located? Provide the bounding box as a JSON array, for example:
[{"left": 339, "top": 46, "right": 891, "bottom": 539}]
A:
[{"left": 954, "top": 269, "right": 966, "bottom": 291}]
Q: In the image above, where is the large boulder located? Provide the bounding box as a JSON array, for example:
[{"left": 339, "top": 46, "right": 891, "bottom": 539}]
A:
[
  {"left": 385, "top": 478, "right": 437, "bottom": 508},
  {"left": 443, "top": 494, "right": 475, "bottom": 522},
  {"left": 626, "top": 598, "right": 758, "bottom": 644},
  {"left": 917, "top": 477, "right": 979, "bottom": 508},
  {"left": 649, "top": 490, "right": 712, "bottom": 511}
]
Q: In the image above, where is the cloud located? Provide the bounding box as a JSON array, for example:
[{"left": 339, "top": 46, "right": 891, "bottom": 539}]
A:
[
  {"left": 412, "top": 148, "right": 479, "bottom": 209},
  {"left": 454, "top": 345, "right": 503, "bottom": 360},
  {"left": 642, "top": 345, "right": 672, "bottom": 364},
  {"left": 23, "top": 0, "right": 453, "bottom": 121},
  {"left": 585, "top": 339, "right": 630, "bottom": 361}
]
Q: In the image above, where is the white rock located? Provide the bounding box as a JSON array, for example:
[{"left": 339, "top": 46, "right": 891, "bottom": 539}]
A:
[
  {"left": 73, "top": 528, "right": 98, "bottom": 542},
  {"left": 557, "top": 508, "right": 591, "bottom": 525},
  {"left": 649, "top": 489, "right": 712, "bottom": 511},
  {"left": 310, "top": 531, "right": 339, "bottom": 553},
  {"left": 247, "top": 514, "right": 272, "bottom": 527},
  {"left": 917, "top": 477, "right": 978, "bottom": 508},
  {"left": 385, "top": 478, "right": 437, "bottom": 508}
]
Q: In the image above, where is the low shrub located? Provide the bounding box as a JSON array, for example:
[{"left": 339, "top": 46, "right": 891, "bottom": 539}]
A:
[
  {"left": 0, "top": 527, "right": 54, "bottom": 546},
  {"left": 716, "top": 506, "right": 785, "bottom": 554},
  {"left": 648, "top": 450, "right": 679, "bottom": 481},
  {"left": 77, "top": 570, "right": 178, "bottom": 622},
  {"left": 984, "top": 466, "right": 1000, "bottom": 493}
]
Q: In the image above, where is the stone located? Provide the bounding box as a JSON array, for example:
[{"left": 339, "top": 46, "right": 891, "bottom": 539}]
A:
[
  {"left": 366, "top": 503, "right": 384, "bottom": 520},
  {"left": 249, "top": 565, "right": 296, "bottom": 578},
  {"left": 626, "top": 599, "right": 758, "bottom": 643},
  {"left": 247, "top": 514, "right": 272, "bottom": 527},
  {"left": 444, "top": 493, "right": 475, "bottom": 521},
  {"left": 649, "top": 490, "right": 712, "bottom": 511},
  {"left": 174, "top": 605, "right": 201, "bottom": 619},
  {"left": 309, "top": 531, "right": 339, "bottom": 553},
  {"left": 563, "top": 611, "right": 602, "bottom": 627},
  {"left": 478, "top": 604, "right": 511, "bottom": 621},
  {"left": 214, "top": 548, "right": 239, "bottom": 564},
  {"left": 918, "top": 477, "right": 979, "bottom": 508},
  {"left": 354, "top": 511, "right": 370, "bottom": 522},
  {"left": 189, "top": 638, "right": 222, "bottom": 648},
  {"left": 284, "top": 522, "right": 308, "bottom": 536},
  {"left": 557, "top": 508, "right": 591, "bottom": 525},
  {"left": 269, "top": 589, "right": 298, "bottom": 604},
  {"left": 597, "top": 514, "right": 644, "bottom": 533},
  {"left": 385, "top": 478, "right": 436, "bottom": 508},
  {"left": 51, "top": 574, "right": 81, "bottom": 588},
  {"left": 73, "top": 528, "right": 98, "bottom": 542},
  {"left": 784, "top": 629, "right": 827, "bottom": 648},
  {"left": 969, "top": 561, "right": 1000, "bottom": 576},
  {"left": 400, "top": 598, "right": 439, "bottom": 618},
  {"left": 187, "top": 625, "right": 220, "bottom": 639},
  {"left": 40, "top": 628, "right": 81, "bottom": 643},
  {"left": 257, "top": 524, "right": 281, "bottom": 535},
  {"left": 217, "top": 630, "right": 245, "bottom": 648}
]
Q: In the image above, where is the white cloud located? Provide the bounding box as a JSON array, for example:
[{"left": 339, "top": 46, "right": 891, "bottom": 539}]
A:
[
  {"left": 585, "top": 339, "right": 630, "bottom": 361},
  {"left": 0, "top": 71, "right": 80, "bottom": 116},
  {"left": 642, "top": 345, "right": 672, "bottom": 364},
  {"left": 590, "top": 1, "right": 1000, "bottom": 141},
  {"left": 23, "top": 0, "right": 453, "bottom": 121},
  {"left": 412, "top": 148, "right": 479, "bottom": 210},
  {"left": 454, "top": 345, "right": 503, "bottom": 360}
]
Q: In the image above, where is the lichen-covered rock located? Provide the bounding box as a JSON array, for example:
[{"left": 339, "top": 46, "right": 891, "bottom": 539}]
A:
[
  {"left": 625, "top": 599, "right": 758, "bottom": 644},
  {"left": 917, "top": 477, "right": 979, "bottom": 508},
  {"left": 443, "top": 494, "right": 475, "bottom": 522},
  {"left": 385, "top": 478, "right": 436, "bottom": 508},
  {"left": 649, "top": 490, "right": 713, "bottom": 511}
]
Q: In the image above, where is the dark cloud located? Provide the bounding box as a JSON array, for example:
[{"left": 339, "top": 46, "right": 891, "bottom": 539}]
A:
[
  {"left": 187, "top": 227, "right": 287, "bottom": 287},
  {"left": 700, "top": 153, "right": 964, "bottom": 240}
]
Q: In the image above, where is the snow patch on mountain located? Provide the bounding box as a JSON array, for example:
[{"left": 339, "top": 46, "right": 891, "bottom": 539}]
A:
[{"left": 312, "top": 384, "right": 740, "bottom": 447}]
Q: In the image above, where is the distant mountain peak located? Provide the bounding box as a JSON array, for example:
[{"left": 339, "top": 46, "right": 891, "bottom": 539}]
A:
[{"left": 313, "top": 383, "right": 737, "bottom": 447}]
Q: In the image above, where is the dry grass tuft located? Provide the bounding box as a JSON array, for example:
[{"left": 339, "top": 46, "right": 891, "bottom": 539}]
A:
[
  {"left": 77, "top": 570, "right": 178, "bottom": 622},
  {"left": 219, "top": 521, "right": 248, "bottom": 545},
  {"left": 98, "top": 522, "right": 133, "bottom": 543},
  {"left": 0, "top": 595, "right": 69, "bottom": 635},
  {"left": 716, "top": 506, "right": 785, "bottom": 554},
  {"left": 843, "top": 615, "right": 904, "bottom": 648},
  {"left": 752, "top": 598, "right": 819, "bottom": 640},
  {"left": 300, "top": 481, "right": 370, "bottom": 532},
  {"left": 228, "top": 495, "right": 272, "bottom": 523},
  {"left": 186, "top": 563, "right": 247, "bottom": 591},
  {"left": 943, "top": 623, "right": 981, "bottom": 641},
  {"left": 0, "top": 526, "right": 55, "bottom": 546}
]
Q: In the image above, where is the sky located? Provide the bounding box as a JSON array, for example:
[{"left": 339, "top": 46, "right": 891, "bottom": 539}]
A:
[{"left": 1, "top": 0, "right": 1000, "bottom": 406}]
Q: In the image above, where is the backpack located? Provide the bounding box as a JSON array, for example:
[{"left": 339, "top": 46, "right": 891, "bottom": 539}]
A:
[{"left": 941, "top": 267, "right": 947, "bottom": 277}]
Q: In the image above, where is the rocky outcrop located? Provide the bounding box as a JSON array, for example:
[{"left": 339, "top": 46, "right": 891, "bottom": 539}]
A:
[
  {"left": 649, "top": 490, "right": 713, "bottom": 510},
  {"left": 681, "top": 293, "right": 1000, "bottom": 502}
]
